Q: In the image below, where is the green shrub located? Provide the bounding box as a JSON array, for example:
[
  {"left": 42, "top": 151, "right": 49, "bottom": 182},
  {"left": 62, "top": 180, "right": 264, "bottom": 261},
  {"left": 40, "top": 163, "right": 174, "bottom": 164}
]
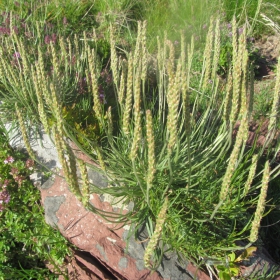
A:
[
  {"left": 1, "top": 8, "right": 280, "bottom": 278},
  {"left": 0, "top": 123, "right": 70, "bottom": 279}
]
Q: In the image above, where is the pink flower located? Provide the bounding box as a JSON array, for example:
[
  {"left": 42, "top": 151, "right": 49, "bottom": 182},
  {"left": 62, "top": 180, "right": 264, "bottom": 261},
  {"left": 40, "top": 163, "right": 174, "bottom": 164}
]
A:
[
  {"left": 15, "top": 175, "right": 25, "bottom": 186},
  {"left": 13, "top": 52, "right": 21, "bottom": 58},
  {"left": 4, "top": 156, "right": 14, "bottom": 164},
  {"left": 99, "top": 93, "right": 107, "bottom": 104},
  {"left": 0, "top": 189, "right": 10, "bottom": 204},
  {"left": 44, "top": 34, "right": 57, "bottom": 44},
  {"left": 25, "top": 159, "right": 34, "bottom": 169},
  {"left": 44, "top": 35, "right": 51, "bottom": 44},
  {"left": 3, "top": 179, "right": 9, "bottom": 188}
]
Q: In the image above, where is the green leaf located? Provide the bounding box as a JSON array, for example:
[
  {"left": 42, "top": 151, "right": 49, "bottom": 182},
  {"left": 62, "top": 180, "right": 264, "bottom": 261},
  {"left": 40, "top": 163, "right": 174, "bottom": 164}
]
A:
[
  {"left": 235, "top": 247, "right": 257, "bottom": 262},
  {"left": 218, "top": 271, "right": 231, "bottom": 280},
  {"left": 230, "top": 266, "right": 239, "bottom": 276},
  {"left": 228, "top": 252, "right": 236, "bottom": 262}
]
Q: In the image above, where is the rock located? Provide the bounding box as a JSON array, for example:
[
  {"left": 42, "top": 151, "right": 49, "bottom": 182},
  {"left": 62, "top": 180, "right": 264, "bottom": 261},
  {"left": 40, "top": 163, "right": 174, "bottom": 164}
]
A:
[{"left": 40, "top": 172, "right": 201, "bottom": 280}]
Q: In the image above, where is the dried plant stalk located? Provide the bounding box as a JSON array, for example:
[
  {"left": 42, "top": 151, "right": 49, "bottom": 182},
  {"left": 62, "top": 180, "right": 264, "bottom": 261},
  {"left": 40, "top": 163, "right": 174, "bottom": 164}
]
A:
[
  {"left": 96, "top": 147, "right": 106, "bottom": 171},
  {"left": 110, "top": 25, "right": 119, "bottom": 86},
  {"left": 31, "top": 66, "right": 50, "bottom": 134},
  {"left": 166, "top": 40, "right": 175, "bottom": 78},
  {"left": 49, "top": 82, "right": 63, "bottom": 136},
  {"left": 202, "top": 17, "right": 214, "bottom": 90},
  {"left": 249, "top": 160, "right": 270, "bottom": 243},
  {"left": 223, "top": 68, "right": 233, "bottom": 122},
  {"left": 130, "top": 70, "right": 142, "bottom": 160},
  {"left": 167, "top": 60, "right": 182, "bottom": 152},
  {"left": 182, "top": 36, "right": 194, "bottom": 133},
  {"left": 123, "top": 54, "right": 133, "bottom": 136},
  {"left": 0, "top": 45, "right": 20, "bottom": 89},
  {"left": 118, "top": 60, "right": 127, "bottom": 105},
  {"left": 13, "top": 35, "right": 30, "bottom": 77},
  {"left": 50, "top": 42, "right": 59, "bottom": 79},
  {"left": 74, "top": 34, "right": 79, "bottom": 56},
  {"left": 219, "top": 115, "right": 248, "bottom": 201},
  {"left": 268, "top": 56, "right": 280, "bottom": 132},
  {"left": 37, "top": 48, "right": 52, "bottom": 107},
  {"left": 144, "top": 197, "right": 168, "bottom": 269},
  {"left": 78, "top": 159, "right": 90, "bottom": 208},
  {"left": 18, "top": 75, "right": 29, "bottom": 104},
  {"left": 211, "top": 18, "right": 221, "bottom": 81},
  {"left": 230, "top": 19, "right": 244, "bottom": 124},
  {"left": 59, "top": 36, "right": 67, "bottom": 59},
  {"left": 141, "top": 20, "right": 147, "bottom": 81},
  {"left": 53, "top": 128, "right": 81, "bottom": 199},
  {"left": 106, "top": 106, "right": 113, "bottom": 138},
  {"left": 15, "top": 104, "right": 35, "bottom": 159},
  {"left": 133, "top": 21, "right": 143, "bottom": 69},
  {"left": 0, "top": 49, "right": 4, "bottom": 78},
  {"left": 180, "top": 31, "right": 186, "bottom": 70},
  {"left": 146, "top": 110, "right": 156, "bottom": 190},
  {"left": 67, "top": 142, "right": 80, "bottom": 194},
  {"left": 243, "top": 154, "right": 258, "bottom": 197},
  {"left": 86, "top": 46, "right": 102, "bottom": 121},
  {"left": 240, "top": 31, "right": 248, "bottom": 117}
]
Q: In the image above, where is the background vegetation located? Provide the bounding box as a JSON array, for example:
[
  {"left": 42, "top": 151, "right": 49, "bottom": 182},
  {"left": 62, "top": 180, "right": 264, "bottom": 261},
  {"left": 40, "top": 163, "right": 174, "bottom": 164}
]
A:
[{"left": 0, "top": 0, "right": 279, "bottom": 279}]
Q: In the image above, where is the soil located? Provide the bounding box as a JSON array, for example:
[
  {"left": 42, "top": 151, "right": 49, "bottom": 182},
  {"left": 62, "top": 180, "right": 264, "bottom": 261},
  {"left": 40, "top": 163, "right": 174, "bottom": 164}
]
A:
[{"left": 253, "top": 34, "right": 280, "bottom": 79}]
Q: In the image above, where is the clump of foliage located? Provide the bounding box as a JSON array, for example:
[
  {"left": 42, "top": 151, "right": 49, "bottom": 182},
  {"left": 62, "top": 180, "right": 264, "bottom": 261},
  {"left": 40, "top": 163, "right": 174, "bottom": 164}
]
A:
[
  {"left": 0, "top": 123, "right": 70, "bottom": 279},
  {"left": 1, "top": 1, "right": 280, "bottom": 278},
  {"left": 4, "top": 16, "right": 280, "bottom": 278}
]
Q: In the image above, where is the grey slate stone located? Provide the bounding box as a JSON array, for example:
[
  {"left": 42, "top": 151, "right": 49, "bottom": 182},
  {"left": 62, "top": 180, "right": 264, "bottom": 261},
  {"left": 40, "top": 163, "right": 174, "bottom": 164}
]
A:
[
  {"left": 123, "top": 226, "right": 192, "bottom": 279},
  {"left": 40, "top": 177, "right": 55, "bottom": 189},
  {"left": 118, "top": 257, "right": 128, "bottom": 269},
  {"left": 44, "top": 195, "right": 66, "bottom": 227},
  {"left": 88, "top": 169, "right": 108, "bottom": 189}
]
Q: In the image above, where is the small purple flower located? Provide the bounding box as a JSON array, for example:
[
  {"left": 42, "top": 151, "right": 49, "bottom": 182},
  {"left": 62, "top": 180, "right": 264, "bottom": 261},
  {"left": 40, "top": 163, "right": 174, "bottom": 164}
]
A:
[
  {"left": 15, "top": 174, "right": 25, "bottom": 186},
  {"left": 174, "top": 40, "right": 179, "bottom": 45},
  {"left": 10, "top": 167, "right": 19, "bottom": 175},
  {"left": 25, "top": 159, "right": 34, "bottom": 169},
  {"left": 44, "top": 34, "right": 57, "bottom": 44},
  {"left": 44, "top": 35, "right": 51, "bottom": 44},
  {"left": 0, "top": 190, "right": 11, "bottom": 212},
  {"left": 51, "top": 33, "right": 57, "bottom": 43},
  {"left": 99, "top": 94, "right": 107, "bottom": 104},
  {"left": 3, "top": 179, "right": 10, "bottom": 188},
  {"left": 13, "top": 52, "right": 21, "bottom": 58},
  {"left": 227, "top": 23, "right": 232, "bottom": 29},
  {"left": 0, "top": 189, "right": 10, "bottom": 204},
  {"left": 4, "top": 156, "right": 14, "bottom": 164},
  {"left": 247, "top": 37, "right": 255, "bottom": 43},
  {"left": 0, "top": 26, "right": 10, "bottom": 35},
  {"left": 106, "top": 74, "right": 112, "bottom": 85},
  {"left": 238, "top": 27, "right": 244, "bottom": 35}
]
